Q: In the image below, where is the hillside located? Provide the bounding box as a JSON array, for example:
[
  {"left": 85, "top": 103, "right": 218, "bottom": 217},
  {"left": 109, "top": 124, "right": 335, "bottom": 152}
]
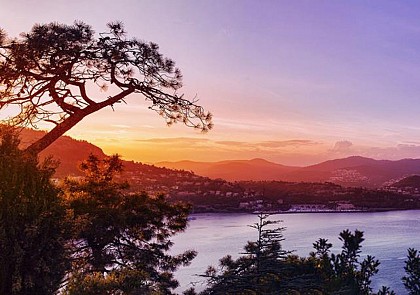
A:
[
  {"left": 18, "top": 129, "right": 203, "bottom": 182},
  {"left": 156, "top": 158, "right": 299, "bottom": 181},
  {"left": 393, "top": 175, "right": 420, "bottom": 189},
  {"left": 279, "top": 157, "right": 379, "bottom": 186},
  {"left": 19, "top": 128, "right": 106, "bottom": 177}
]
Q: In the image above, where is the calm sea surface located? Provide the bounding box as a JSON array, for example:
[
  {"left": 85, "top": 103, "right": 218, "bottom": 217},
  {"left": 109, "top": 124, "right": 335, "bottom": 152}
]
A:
[{"left": 171, "top": 210, "right": 420, "bottom": 294}]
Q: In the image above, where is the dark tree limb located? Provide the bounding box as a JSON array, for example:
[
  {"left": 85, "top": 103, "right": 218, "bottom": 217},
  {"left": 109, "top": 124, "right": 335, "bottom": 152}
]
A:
[
  {"left": 0, "top": 21, "right": 212, "bottom": 155},
  {"left": 25, "top": 87, "right": 135, "bottom": 155}
]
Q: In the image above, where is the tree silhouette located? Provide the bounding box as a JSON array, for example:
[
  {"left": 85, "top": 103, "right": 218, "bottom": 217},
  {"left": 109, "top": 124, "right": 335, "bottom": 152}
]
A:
[
  {"left": 402, "top": 248, "right": 420, "bottom": 294},
  {"left": 311, "top": 230, "right": 384, "bottom": 294},
  {"left": 0, "top": 127, "right": 70, "bottom": 294},
  {"left": 201, "top": 214, "right": 297, "bottom": 294},
  {"left": 63, "top": 154, "right": 196, "bottom": 294},
  {"left": 0, "top": 21, "right": 212, "bottom": 155},
  {"left": 201, "top": 225, "right": 391, "bottom": 295}
]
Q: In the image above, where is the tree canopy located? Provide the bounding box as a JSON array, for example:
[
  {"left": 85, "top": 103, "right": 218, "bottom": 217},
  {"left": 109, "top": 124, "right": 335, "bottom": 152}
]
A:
[
  {"left": 403, "top": 248, "right": 420, "bottom": 295},
  {"left": 0, "top": 126, "right": 70, "bottom": 294},
  {"left": 0, "top": 21, "right": 212, "bottom": 154},
  {"left": 63, "top": 154, "right": 196, "bottom": 294},
  {"left": 199, "top": 216, "right": 392, "bottom": 295}
]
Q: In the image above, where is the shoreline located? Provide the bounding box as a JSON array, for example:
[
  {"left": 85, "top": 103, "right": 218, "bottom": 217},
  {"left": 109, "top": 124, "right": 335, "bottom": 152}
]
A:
[{"left": 191, "top": 208, "right": 416, "bottom": 215}]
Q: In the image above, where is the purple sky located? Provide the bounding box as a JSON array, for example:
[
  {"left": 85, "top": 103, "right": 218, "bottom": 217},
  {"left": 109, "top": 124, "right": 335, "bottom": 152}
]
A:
[{"left": 2, "top": 1, "right": 420, "bottom": 165}]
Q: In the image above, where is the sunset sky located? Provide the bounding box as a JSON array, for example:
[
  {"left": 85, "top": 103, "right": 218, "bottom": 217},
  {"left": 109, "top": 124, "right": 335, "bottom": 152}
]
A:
[{"left": 2, "top": 1, "right": 420, "bottom": 165}]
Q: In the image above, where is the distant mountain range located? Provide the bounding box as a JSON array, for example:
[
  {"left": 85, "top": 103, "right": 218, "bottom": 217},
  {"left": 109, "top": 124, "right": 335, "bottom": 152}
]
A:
[
  {"left": 157, "top": 156, "right": 420, "bottom": 188},
  {"left": 16, "top": 128, "right": 420, "bottom": 188}
]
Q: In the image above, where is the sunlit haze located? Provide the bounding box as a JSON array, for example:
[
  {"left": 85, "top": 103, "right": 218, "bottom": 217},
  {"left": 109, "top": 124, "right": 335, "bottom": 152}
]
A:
[{"left": 3, "top": 1, "right": 420, "bottom": 165}]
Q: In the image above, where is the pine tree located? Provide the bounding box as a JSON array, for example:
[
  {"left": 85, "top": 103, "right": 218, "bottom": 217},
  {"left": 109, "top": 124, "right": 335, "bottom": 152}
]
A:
[
  {"left": 200, "top": 214, "right": 303, "bottom": 295},
  {"left": 402, "top": 248, "right": 420, "bottom": 294}
]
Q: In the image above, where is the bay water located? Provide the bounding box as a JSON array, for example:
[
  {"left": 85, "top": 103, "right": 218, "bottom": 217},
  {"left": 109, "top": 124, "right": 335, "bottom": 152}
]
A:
[{"left": 172, "top": 210, "right": 420, "bottom": 294}]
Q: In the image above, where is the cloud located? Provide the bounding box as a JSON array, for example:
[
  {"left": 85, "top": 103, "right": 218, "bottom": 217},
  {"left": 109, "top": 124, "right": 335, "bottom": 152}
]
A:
[
  {"left": 327, "top": 143, "right": 420, "bottom": 161},
  {"left": 110, "top": 124, "right": 132, "bottom": 129},
  {"left": 136, "top": 137, "right": 210, "bottom": 146},
  {"left": 215, "top": 139, "right": 319, "bottom": 149},
  {"left": 131, "top": 137, "right": 324, "bottom": 162},
  {"left": 215, "top": 139, "right": 319, "bottom": 148},
  {"left": 331, "top": 140, "right": 353, "bottom": 152},
  {"left": 401, "top": 141, "right": 420, "bottom": 145},
  {"left": 215, "top": 141, "right": 251, "bottom": 147},
  {"left": 397, "top": 143, "right": 420, "bottom": 149},
  {"left": 393, "top": 144, "right": 420, "bottom": 158},
  {"left": 259, "top": 140, "right": 319, "bottom": 148}
]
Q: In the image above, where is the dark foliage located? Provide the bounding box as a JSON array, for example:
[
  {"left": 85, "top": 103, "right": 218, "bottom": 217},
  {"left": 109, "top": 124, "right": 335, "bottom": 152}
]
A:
[
  {"left": 200, "top": 215, "right": 392, "bottom": 295},
  {"left": 63, "top": 154, "right": 196, "bottom": 294},
  {"left": 200, "top": 214, "right": 321, "bottom": 295},
  {"left": 0, "top": 127, "right": 69, "bottom": 294},
  {"left": 402, "top": 248, "right": 420, "bottom": 294},
  {"left": 310, "top": 230, "right": 382, "bottom": 294},
  {"left": 377, "top": 286, "right": 396, "bottom": 295}
]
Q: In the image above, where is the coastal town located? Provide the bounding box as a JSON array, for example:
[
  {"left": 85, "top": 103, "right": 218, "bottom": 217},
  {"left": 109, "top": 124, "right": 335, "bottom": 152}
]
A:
[{"left": 104, "top": 160, "right": 420, "bottom": 214}]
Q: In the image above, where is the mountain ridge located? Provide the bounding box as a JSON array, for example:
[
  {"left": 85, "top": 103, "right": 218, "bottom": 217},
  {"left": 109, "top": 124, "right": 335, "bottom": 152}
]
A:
[
  {"left": 157, "top": 156, "right": 420, "bottom": 187},
  {"left": 15, "top": 128, "right": 420, "bottom": 188}
]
